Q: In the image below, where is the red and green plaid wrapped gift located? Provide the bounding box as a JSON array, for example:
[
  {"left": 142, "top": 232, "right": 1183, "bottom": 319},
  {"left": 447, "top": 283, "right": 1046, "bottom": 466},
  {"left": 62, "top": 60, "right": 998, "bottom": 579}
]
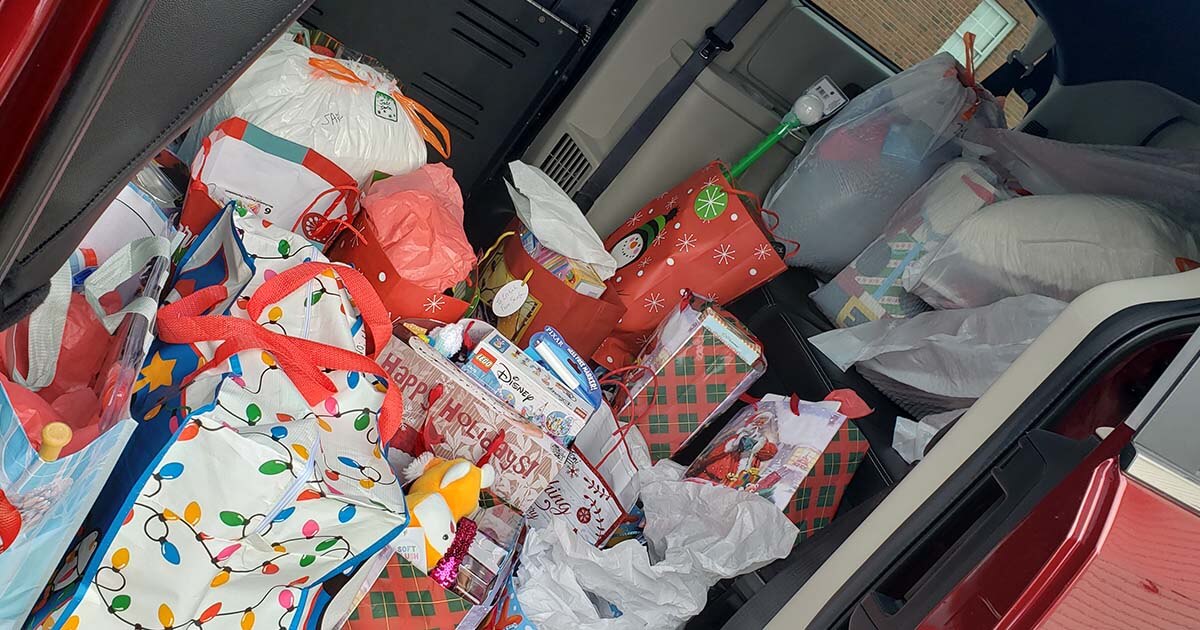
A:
[
  {"left": 615, "top": 294, "right": 766, "bottom": 462},
  {"left": 782, "top": 419, "right": 868, "bottom": 543},
  {"left": 344, "top": 554, "right": 472, "bottom": 630}
]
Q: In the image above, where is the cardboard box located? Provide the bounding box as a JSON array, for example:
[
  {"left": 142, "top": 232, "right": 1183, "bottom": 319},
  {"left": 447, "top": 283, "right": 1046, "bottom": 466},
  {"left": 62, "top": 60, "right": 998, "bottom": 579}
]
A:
[
  {"left": 377, "top": 336, "right": 567, "bottom": 510},
  {"left": 462, "top": 330, "right": 595, "bottom": 445}
]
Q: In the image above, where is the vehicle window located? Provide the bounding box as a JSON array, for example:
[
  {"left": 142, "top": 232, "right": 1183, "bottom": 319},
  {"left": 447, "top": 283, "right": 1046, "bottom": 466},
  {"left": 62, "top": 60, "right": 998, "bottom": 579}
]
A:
[{"left": 809, "top": 0, "right": 1036, "bottom": 125}]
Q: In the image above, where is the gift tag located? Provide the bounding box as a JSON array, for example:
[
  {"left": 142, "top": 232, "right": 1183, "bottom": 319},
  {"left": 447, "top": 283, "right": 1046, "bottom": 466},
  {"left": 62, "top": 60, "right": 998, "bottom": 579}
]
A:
[{"left": 492, "top": 279, "right": 528, "bottom": 317}]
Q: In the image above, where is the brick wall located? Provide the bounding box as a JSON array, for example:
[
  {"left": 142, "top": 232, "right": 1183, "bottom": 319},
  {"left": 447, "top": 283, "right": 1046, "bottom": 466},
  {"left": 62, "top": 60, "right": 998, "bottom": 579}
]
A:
[{"left": 815, "top": 0, "right": 1036, "bottom": 122}]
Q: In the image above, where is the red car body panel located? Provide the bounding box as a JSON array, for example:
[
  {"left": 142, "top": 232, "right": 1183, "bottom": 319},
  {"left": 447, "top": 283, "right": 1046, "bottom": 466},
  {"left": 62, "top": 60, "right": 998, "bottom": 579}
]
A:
[
  {"left": 0, "top": 0, "right": 111, "bottom": 206},
  {"left": 922, "top": 426, "right": 1200, "bottom": 629}
]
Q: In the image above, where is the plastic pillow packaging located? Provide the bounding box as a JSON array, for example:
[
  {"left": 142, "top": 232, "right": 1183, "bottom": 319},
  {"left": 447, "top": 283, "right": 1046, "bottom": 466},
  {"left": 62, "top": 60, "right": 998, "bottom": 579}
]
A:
[
  {"left": 809, "top": 295, "right": 1068, "bottom": 415},
  {"left": 515, "top": 461, "right": 795, "bottom": 630},
  {"left": 765, "top": 53, "right": 1004, "bottom": 274},
  {"left": 360, "top": 163, "right": 475, "bottom": 292}
]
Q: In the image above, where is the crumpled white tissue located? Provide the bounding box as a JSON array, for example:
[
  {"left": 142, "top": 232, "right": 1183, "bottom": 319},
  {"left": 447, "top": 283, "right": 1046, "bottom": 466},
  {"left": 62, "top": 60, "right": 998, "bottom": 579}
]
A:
[
  {"left": 515, "top": 461, "right": 796, "bottom": 629},
  {"left": 506, "top": 161, "right": 619, "bottom": 279}
]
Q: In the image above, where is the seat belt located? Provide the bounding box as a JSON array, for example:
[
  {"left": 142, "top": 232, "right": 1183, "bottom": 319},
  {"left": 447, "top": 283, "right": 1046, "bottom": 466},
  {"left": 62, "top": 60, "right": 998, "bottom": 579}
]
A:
[
  {"left": 572, "top": 0, "right": 767, "bottom": 212},
  {"left": 981, "top": 18, "right": 1054, "bottom": 96}
]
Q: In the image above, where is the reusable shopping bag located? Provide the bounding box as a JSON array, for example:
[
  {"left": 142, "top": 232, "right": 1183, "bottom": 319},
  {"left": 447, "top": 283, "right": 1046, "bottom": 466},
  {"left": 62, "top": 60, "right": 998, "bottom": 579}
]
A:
[
  {"left": 0, "top": 233, "right": 172, "bottom": 626},
  {"left": 180, "top": 117, "right": 361, "bottom": 247},
  {"left": 29, "top": 203, "right": 409, "bottom": 630}
]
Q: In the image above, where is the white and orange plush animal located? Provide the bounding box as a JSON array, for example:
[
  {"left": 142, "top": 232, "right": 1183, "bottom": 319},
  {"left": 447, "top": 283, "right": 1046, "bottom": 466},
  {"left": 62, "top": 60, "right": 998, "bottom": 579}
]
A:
[{"left": 402, "top": 453, "right": 495, "bottom": 569}]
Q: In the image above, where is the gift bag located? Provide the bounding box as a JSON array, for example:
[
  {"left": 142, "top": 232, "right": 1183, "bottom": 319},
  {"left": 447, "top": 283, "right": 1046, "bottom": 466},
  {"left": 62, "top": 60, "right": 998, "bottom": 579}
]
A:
[
  {"left": 0, "top": 234, "right": 172, "bottom": 625},
  {"left": 344, "top": 504, "right": 524, "bottom": 630},
  {"left": 784, "top": 419, "right": 868, "bottom": 542},
  {"left": 180, "top": 117, "right": 361, "bottom": 246},
  {"left": 29, "top": 204, "right": 409, "bottom": 630},
  {"left": 524, "top": 404, "right": 649, "bottom": 546},
  {"left": 344, "top": 553, "right": 474, "bottom": 629},
  {"left": 614, "top": 293, "right": 766, "bottom": 462},
  {"left": 472, "top": 225, "right": 626, "bottom": 357},
  {"left": 596, "top": 162, "right": 786, "bottom": 368},
  {"left": 326, "top": 191, "right": 472, "bottom": 323}
]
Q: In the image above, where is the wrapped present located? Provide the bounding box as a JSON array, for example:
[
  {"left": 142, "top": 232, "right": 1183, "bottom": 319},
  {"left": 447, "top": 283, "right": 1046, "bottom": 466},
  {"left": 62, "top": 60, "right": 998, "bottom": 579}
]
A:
[
  {"left": 783, "top": 418, "right": 868, "bottom": 542},
  {"left": 377, "top": 334, "right": 568, "bottom": 510},
  {"left": 345, "top": 504, "right": 524, "bottom": 630},
  {"left": 615, "top": 293, "right": 766, "bottom": 462}
]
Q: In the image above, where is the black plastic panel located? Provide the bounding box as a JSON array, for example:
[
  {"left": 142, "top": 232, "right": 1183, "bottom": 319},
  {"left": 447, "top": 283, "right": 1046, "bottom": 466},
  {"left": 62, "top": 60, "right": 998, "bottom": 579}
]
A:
[{"left": 304, "top": 0, "right": 583, "bottom": 195}]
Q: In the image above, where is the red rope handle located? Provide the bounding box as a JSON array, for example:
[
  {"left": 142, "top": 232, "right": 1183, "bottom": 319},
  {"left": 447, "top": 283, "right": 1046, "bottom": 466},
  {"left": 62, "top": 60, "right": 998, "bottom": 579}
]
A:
[
  {"left": 247, "top": 262, "right": 391, "bottom": 358},
  {"left": 596, "top": 365, "right": 658, "bottom": 469},
  {"left": 157, "top": 269, "right": 404, "bottom": 442},
  {"left": 0, "top": 490, "right": 20, "bottom": 554}
]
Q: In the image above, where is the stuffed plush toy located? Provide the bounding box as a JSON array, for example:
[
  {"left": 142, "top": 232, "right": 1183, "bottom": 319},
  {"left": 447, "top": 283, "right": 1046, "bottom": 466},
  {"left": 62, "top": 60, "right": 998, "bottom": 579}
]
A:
[{"left": 403, "top": 453, "right": 496, "bottom": 572}]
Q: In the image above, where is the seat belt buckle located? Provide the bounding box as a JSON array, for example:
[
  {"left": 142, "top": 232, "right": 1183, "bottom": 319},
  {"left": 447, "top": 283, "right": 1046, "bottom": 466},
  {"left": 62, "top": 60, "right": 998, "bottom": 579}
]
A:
[{"left": 698, "top": 26, "right": 735, "bottom": 60}]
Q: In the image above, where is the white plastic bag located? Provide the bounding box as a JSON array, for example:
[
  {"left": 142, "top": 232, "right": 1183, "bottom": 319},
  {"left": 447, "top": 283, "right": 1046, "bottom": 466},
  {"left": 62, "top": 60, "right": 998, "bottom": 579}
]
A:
[
  {"left": 810, "top": 295, "right": 1068, "bottom": 414},
  {"left": 180, "top": 40, "right": 448, "bottom": 182},
  {"left": 907, "top": 194, "right": 1200, "bottom": 309},
  {"left": 507, "top": 161, "right": 619, "bottom": 280},
  {"left": 892, "top": 409, "right": 964, "bottom": 464},
  {"left": 516, "top": 461, "right": 796, "bottom": 630},
  {"left": 765, "top": 53, "right": 1004, "bottom": 274}
]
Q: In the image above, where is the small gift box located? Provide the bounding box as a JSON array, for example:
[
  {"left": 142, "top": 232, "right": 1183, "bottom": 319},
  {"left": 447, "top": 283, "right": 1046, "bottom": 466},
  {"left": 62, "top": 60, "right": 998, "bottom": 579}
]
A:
[{"left": 616, "top": 293, "right": 766, "bottom": 462}]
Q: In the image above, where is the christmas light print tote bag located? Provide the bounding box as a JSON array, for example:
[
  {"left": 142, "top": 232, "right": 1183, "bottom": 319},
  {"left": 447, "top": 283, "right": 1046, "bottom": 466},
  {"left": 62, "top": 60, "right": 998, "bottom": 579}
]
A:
[
  {"left": 595, "top": 162, "right": 787, "bottom": 369},
  {"left": 30, "top": 205, "right": 409, "bottom": 630}
]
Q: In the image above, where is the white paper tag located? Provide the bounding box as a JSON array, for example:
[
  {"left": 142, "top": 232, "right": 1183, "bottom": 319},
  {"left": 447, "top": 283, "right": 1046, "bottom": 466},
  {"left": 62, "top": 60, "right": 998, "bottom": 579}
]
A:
[
  {"left": 806, "top": 75, "right": 848, "bottom": 119},
  {"left": 492, "top": 280, "right": 529, "bottom": 318}
]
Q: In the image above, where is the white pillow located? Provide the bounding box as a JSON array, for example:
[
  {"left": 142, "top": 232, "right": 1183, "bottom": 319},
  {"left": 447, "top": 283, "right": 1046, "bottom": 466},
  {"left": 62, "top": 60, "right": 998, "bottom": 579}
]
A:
[{"left": 907, "top": 194, "right": 1200, "bottom": 308}]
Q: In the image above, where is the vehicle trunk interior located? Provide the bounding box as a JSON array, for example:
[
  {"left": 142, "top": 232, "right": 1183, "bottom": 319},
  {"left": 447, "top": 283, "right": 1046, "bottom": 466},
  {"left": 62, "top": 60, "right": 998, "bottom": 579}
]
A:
[{"left": 2, "top": 0, "right": 1200, "bottom": 628}]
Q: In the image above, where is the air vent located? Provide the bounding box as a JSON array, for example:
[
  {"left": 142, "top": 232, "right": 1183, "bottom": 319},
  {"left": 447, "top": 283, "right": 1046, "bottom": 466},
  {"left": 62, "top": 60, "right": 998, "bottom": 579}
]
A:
[{"left": 540, "top": 133, "right": 593, "bottom": 195}]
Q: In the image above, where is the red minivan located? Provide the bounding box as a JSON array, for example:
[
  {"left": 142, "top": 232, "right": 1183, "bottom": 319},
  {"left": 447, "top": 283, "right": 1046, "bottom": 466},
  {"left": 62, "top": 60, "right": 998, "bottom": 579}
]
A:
[{"left": 2, "top": 1, "right": 1199, "bottom": 628}]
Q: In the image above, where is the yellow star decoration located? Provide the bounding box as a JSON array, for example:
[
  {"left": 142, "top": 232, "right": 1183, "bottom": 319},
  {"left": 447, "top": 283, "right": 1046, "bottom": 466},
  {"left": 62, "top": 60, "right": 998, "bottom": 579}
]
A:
[{"left": 136, "top": 351, "right": 177, "bottom": 393}]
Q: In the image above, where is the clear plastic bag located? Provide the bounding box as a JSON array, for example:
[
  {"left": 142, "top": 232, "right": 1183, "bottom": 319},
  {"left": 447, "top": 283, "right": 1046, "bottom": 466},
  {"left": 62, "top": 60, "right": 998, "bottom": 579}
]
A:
[
  {"left": 765, "top": 53, "right": 1003, "bottom": 274},
  {"left": 962, "top": 127, "right": 1200, "bottom": 228}
]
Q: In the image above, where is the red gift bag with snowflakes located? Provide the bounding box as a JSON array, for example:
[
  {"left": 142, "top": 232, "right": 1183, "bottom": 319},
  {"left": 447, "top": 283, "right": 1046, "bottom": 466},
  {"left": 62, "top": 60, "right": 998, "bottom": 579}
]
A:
[{"left": 594, "top": 162, "right": 786, "bottom": 368}]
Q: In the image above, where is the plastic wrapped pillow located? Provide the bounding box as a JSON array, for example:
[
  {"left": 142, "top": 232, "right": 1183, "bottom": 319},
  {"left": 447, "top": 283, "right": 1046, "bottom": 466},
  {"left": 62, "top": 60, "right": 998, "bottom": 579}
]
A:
[
  {"left": 811, "top": 158, "right": 1007, "bottom": 327},
  {"left": 907, "top": 194, "right": 1200, "bottom": 309},
  {"left": 809, "top": 295, "right": 1068, "bottom": 415}
]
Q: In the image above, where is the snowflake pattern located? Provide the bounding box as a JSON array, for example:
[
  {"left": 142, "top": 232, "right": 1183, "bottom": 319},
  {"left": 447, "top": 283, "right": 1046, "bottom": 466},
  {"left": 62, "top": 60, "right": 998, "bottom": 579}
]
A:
[
  {"left": 643, "top": 292, "right": 665, "bottom": 313},
  {"left": 623, "top": 210, "right": 644, "bottom": 229},
  {"left": 713, "top": 244, "right": 736, "bottom": 265},
  {"left": 676, "top": 233, "right": 697, "bottom": 252},
  {"left": 667, "top": 194, "right": 679, "bottom": 209},
  {"left": 423, "top": 295, "right": 445, "bottom": 313},
  {"left": 637, "top": 257, "right": 654, "bottom": 269},
  {"left": 703, "top": 175, "right": 721, "bottom": 187},
  {"left": 653, "top": 231, "right": 667, "bottom": 246},
  {"left": 754, "top": 243, "right": 774, "bottom": 260},
  {"left": 636, "top": 333, "right": 653, "bottom": 348}
]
